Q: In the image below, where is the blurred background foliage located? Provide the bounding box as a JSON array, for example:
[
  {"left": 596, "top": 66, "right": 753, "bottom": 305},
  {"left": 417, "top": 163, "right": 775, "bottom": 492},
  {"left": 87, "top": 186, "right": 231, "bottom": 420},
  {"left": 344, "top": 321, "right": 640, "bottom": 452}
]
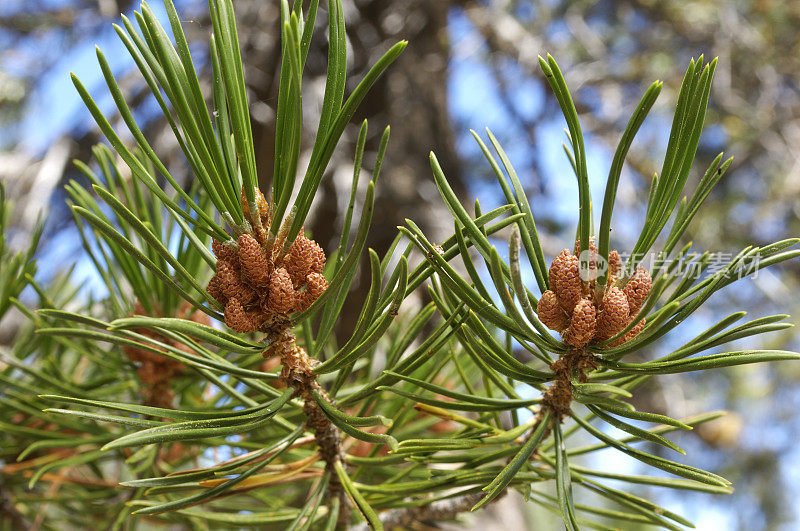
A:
[{"left": 1, "top": 0, "right": 798, "bottom": 529}]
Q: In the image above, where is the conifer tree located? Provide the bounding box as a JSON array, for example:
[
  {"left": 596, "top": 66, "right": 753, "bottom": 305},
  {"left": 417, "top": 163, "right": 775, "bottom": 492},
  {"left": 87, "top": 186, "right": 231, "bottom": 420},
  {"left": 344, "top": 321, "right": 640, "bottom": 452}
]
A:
[{"left": 1, "top": 2, "right": 798, "bottom": 529}]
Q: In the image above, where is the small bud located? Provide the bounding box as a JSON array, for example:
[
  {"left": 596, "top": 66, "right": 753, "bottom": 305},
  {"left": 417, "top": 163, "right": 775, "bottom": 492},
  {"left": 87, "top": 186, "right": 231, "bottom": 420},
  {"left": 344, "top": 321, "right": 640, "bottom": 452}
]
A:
[
  {"left": 237, "top": 234, "right": 271, "bottom": 287},
  {"left": 241, "top": 186, "right": 269, "bottom": 222},
  {"left": 562, "top": 298, "right": 597, "bottom": 348},
  {"left": 537, "top": 290, "right": 569, "bottom": 332},
  {"left": 206, "top": 274, "right": 227, "bottom": 304},
  {"left": 284, "top": 235, "right": 314, "bottom": 288},
  {"left": 549, "top": 249, "right": 582, "bottom": 313},
  {"left": 217, "top": 259, "right": 257, "bottom": 305},
  {"left": 608, "top": 250, "right": 621, "bottom": 281},
  {"left": 267, "top": 267, "right": 295, "bottom": 314},
  {"left": 212, "top": 238, "right": 238, "bottom": 264},
  {"left": 224, "top": 297, "right": 259, "bottom": 333},
  {"left": 296, "top": 272, "right": 328, "bottom": 312},
  {"left": 623, "top": 266, "right": 652, "bottom": 313},
  {"left": 596, "top": 286, "right": 629, "bottom": 340},
  {"left": 608, "top": 318, "right": 646, "bottom": 348}
]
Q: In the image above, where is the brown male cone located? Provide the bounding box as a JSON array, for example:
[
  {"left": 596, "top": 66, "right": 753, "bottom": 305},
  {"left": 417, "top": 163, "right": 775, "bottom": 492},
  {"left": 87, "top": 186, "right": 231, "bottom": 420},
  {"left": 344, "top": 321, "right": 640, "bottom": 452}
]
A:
[
  {"left": 122, "top": 302, "right": 210, "bottom": 408},
  {"left": 540, "top": 245, "right": 651, "bottom": 350},
  {"left": 208, "top": 188, "right": 328, "bottom": 335},
  {"left": 549, "top": 249, "right": 582, "bottom": 313},
  {"left": 284, "top": 231, "right": 319, "bottom": 288},
  {"left": 607, "top": 249, "right": 622, "bottom": 281},
  {"left": 608, "top": 317, "right": 647, "bottom": 348},
  {"left": 237, "top": 233, "right": 271, "bottom": 288},
  {"left": 224, "top": 297, "right": 260, "bottom": 333},
  {"left": 596, "top": 286, "right": 630, "bottom": 340},
  {"left": 206, "top": 274, "right": 225, "bottom": 305},
  {"left": 562, "top": 298, "right": 597, "bottom": 348},
  {"left": 537, "top": 290, "right": 570, "bottom": 332},
  {"left": 623, "top": 265, "right": 652, "bottom": 313},
  {"left": 297, "top": 272, "right": 328, "bottom": 312},
  {"left": 216, "top": 258, "right": 257, "bottom": 305},
  {"left": 212, "top": 238, "right": 238, "bottom": 263},
  {"left": 241, "top": 187, "right": 270, "bottom": 220},
  {"left": 268, "top": 268, "right": 297, "bottom": 314}
]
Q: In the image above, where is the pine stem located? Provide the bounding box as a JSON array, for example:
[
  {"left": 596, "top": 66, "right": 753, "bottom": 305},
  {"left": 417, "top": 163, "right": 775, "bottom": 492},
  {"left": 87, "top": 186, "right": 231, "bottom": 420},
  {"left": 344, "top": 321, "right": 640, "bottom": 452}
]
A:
[
  {"left": 268, "top": 326, "right": 350, "bottom": 522},
  {"left": 348, "top": 492, "right": 488, "bottom": 531}
]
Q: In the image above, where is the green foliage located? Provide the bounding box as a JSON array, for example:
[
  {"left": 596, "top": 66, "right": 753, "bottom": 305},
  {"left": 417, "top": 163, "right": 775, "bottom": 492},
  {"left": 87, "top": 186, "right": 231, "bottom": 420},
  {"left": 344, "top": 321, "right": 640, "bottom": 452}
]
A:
[
  {"left": 1, "top": 2, "right": 798, "bottom": 530},
  {"left": 0, "top": 183, "right": 41, "bottom": 320}
]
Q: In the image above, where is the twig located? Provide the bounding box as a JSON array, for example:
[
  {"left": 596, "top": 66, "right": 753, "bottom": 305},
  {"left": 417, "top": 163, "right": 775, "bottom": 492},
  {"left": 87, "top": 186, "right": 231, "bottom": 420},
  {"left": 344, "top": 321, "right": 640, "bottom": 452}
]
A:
[
  {"left": 268, "top": 326, "right": 349, "bottom": 523},
  {"left": 348, "top": 491, "right": 489, "bottom": 531}
]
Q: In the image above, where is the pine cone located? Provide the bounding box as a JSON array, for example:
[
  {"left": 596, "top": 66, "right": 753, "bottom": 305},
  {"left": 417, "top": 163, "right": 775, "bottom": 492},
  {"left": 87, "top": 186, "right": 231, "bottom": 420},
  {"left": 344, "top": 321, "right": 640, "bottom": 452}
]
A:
[
  {"left": 537, "top": 290, "right": 569, "bottom": 332},
  {"left": 574, "top": 237, "right": 601, "bottom": 284},
  {"left": 206, "top": 275, "right": 226, "bottom": 305},
  {"left": 549, "top": 249, "right": 582, "bottom": 313},
  {"left": 623, "top": 266, "right": 652, "bottom": 313},
  {"left": 307, "top": 239, "right": 326, "bottom": 274},
  {"left": 596, "top": 286, "right": 629, "bottom": 340},
  {"left": 224, "top": 298, "right": 259, "bottom": 333},
  {"left": 284, "top": 236, "right": 314, "bottom": 288},
  {"left": 212, "top": 239, "right": 238, "bottom": 264},
  {"left": 562, "top": 298, "right": 597, "bottom": 348},
  {"left": 241, "top": 186, "right": 270, "bottom": 222},
  {"left": 267, "top": 268, "right": 295, "bottom": 314},
  {"left": 574, "top": 237, "right": 598, "bottom": 256},
  {"left": 216, "top": 259, "right": 257, "bottom": 305},
  {"left": 296, "top": 272, "right": 328, "bottom": 312},
  {"left": 237, "top": 234, "right": 271, "bottom": 288},
  {"left": 608, "top": 318, "right": 647, "bottom": 348},
  {"left": 607, "top": 249, "right": 622, "bottom": 281}
]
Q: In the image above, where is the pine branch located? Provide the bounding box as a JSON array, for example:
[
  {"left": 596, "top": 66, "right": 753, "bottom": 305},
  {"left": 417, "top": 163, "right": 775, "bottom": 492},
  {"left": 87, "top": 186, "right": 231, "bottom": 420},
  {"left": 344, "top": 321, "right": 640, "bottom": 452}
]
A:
[
  {"left": 349, "top": 492, "right": 488, "bottom": 531},
  {"left": 3, "top": 2, "right": 799, "bottom": 529},
  {"left": 267, "top": 325, "right": 350, "bottom": 522}
]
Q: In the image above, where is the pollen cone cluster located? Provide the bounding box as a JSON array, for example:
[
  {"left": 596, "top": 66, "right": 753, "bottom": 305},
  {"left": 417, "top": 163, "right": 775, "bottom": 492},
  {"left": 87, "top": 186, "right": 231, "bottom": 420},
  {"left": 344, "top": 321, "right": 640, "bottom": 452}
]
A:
[
  {"left": 122, "top": 301, "right": 209, "bottom": 408},
  {"left": 207, "top": 188, "right": 328, "bottom": 334},
  {"left": 537, "top": 239, "right": 651, "bottom": 349}
]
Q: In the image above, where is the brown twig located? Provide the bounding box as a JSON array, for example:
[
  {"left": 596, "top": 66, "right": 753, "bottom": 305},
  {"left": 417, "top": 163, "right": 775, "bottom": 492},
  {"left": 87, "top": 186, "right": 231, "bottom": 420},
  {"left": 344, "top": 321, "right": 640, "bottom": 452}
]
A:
[
  {"left": 268, "top": 326, "right": 349, "bottom": 523},
  {"left": 348, "top": 491, "right": 488, "bottom": 531}
]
